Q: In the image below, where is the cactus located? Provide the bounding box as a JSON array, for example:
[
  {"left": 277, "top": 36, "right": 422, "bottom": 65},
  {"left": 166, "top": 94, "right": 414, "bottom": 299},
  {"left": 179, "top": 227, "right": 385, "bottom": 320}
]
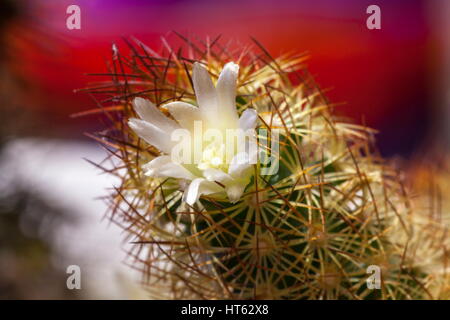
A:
[
  {"left": 82, "top": 36, "right": 447, "bottom": 299},
  {"left": 400, "top": 158, "right": 450, "bottom": 299}
]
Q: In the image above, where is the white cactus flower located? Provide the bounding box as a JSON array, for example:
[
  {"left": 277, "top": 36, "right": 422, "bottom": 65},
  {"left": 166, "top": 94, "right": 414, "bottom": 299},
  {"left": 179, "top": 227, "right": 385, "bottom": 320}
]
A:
[{"left": 128, "top": 62, "right": 258, "bottom": 205}]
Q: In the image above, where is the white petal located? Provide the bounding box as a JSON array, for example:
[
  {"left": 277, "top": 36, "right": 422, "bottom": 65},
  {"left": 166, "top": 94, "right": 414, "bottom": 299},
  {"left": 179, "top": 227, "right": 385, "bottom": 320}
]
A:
[
  {"left": 192, "top": 62, "right": 218, "bottom": 123},
  {"left": 142, "top": 155, "right": 171, "bottom": 174},
  {"left": 164, "top": 101, "right": 202, "bottom": 131},
  {"left": 203, "top": 168, "right": 233, "bottom": 185},
  {"left": 238, "top": 108, "right": 258, "bottom": 131},
  {"left": 128, "top": 118, "right": 174, "bottom": 154},
  {"left": 183, "top": 178, "right": 221, "bottom": 206},
  {"left": 159, "top": 164, "right": 195, "bottom": 180},
  {"left": 216, "top": 62, "right": 239, "bottom": 126},
  {"left": 133, "top": 97, "right": 180, "bottom": 132},
  {"left": 228, "top": 152, "right": 254, "bottom": 177},
  {"left": 143, "top": 156, "right": 195, "bottom": 180},
  {"left": 226, "top": 183, "right": 246, "bottom": 203}
]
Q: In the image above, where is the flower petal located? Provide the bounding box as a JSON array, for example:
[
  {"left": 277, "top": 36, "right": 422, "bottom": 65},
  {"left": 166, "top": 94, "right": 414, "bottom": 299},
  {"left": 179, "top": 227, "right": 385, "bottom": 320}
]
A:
[
  {"left": 203, "top": 168, "right": 233, "bottom": 185},
  {"left": 203, "top": 168, "right": 247, "bottom": 203},
  {"left": 192, "top": 62, "right": 218, "bottom": 123},
  {"left": 226, "top": 183, "right": 246, "bottom": 203},
  {"left": 228, "top": 152, "right": 254, "bottom": 177},
  {"left": 164, "top": 101, "right": 202, "bottom": 131},
  {"left": 143, "top": 156, "right": 195, "bottom": 180},
  {"left": 183, "top": 178, "right": 221, "bottom": 206},
  {"left": 159, "top": 164, "right": 195, "bottom": 180},
  {"left": 216, "top": 62, "right": 239, "bottom": 126},
  {"left": 133, "top": 97, "right": 180, "bottom": 132},
  {"left": 238, "top": 108, "right": 258, "bottom": 131},
  {"left": 128, "top": 118, "right": 174, "bottom": 154},
  {"left": 142, "top": 155, "right": 171, "bottom": 174}
]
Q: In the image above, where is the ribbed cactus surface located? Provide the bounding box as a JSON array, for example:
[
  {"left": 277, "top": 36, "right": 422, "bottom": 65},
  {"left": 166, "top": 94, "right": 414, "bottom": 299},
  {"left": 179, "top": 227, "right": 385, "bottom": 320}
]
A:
[{"left": 83, "top": 36, "right": 448, "bottom": 299}]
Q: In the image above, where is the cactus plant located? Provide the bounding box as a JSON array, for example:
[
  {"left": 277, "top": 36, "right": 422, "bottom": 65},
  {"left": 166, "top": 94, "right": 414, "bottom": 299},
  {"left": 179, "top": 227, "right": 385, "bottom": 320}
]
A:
[
  {"left": 400, "top": 157, "right": 450, "bottom": 299},
  {"left": 81, "top": 35, "right": 447, "bottom": 299}
]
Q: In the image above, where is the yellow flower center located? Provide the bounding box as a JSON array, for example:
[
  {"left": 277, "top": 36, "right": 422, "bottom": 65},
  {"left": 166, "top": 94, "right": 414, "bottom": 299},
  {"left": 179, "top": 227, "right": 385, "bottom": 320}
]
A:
[{"left": 197, "top": 143, "right": 228, "bottom": 171}]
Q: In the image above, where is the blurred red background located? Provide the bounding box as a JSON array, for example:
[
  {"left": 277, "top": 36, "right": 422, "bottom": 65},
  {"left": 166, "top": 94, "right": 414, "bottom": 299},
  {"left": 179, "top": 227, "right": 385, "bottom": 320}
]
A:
[{"left": 7, "top": 0, "right": 447, "bottom": 157}]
